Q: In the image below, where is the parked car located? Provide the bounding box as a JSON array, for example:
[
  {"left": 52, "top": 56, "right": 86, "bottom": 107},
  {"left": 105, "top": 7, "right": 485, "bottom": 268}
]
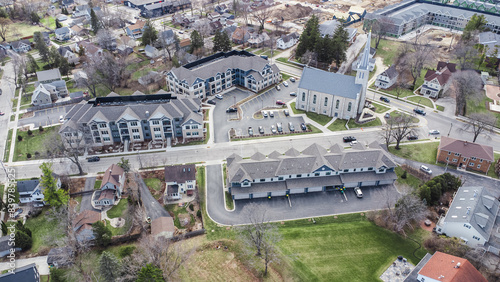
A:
[
  {"left": 283, "top": 81, "right": 289, "bottom": 87},
  {"left": 407, "top": 135, "right": 418, "bottom": 140},
  {"left": 413, "top": 108, "right": 426, "bottom": 116},
  {"left": 349, "top": 141, "right": 358, "bottom": 146},
  {"left": 259, "top": 126, "right": 264, "bottom": 134},
  {"left": 343, "top": 136, "right": 356, "bottom": 143},
  {"left": 59, "top": 115, "right": 65, "bottom": 123},
  {"left": 269, "top": 111, "right": 274, "bottom": 117},
  {"left": 262, "top": 111, "right": 268, "bottom": 118},
  {"left": 0, "top": 89, "right": 2, "bottom": 95},
  {"left": 429, "top": 129, "right": 440, "bottom": 135},
  {"left": 420, "top": 165, "right": 432, "bottom": 174},
  {"left": 384, "top": 113, "right": 391, "bottom": 119},
  {"left": 290, "top": 77, "right": 296, "bottom": 82},
  {"left": 380, "top": 96, "right": 390, "bottom": 103},
  {"left": 13, "top": 208, "right": 23, "bottom": 219},
  {"left": 301, "top": 123, "right": 307, "bottom": 131},
  {"left": 288, "top": 122, "right": 295, "bottom": 131},
  {"left": 271, "top": 125, "right": 277, "bottom": 134},
  {"left": 248, "top": 127, "right": 254, "bottom": 136},
  {"left": 226, "top": 107, "right": 238, "bottom": 113},
  {"left": 207, "top": 100, "right": 216, "bottom": 105},
  {"left": 354, "top": 187, "right": 363, "bottom": 198},
  {"left": 215, "top": 94, "right": 223, "bottom": 100},
  {"left": 275, "top": 85, "right": 281, "bottom": 91},
  {"left": 284, "top": 109, "right": 290, "bottom": 116},
  {"left": 289, "top": 92, "right": 296, "bottom": 96},
  {"left": 0, "top": 112, "right": 4, "bottom": 116},
  {"left": 87, "top": 156, "right": 100, "bottom": 162},
  {"left": 276, "top": 100, "right": 286, "bottom": 105},
  {"left": 276, "top": 123, "right": 283, "bottom": 133}
]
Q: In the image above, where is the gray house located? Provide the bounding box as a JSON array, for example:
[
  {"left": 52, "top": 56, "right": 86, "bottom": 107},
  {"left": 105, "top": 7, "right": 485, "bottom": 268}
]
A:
[
  {"left": 144, "top": 44, "right": 160, "bottom": 58},
  {"left": 11, "top": 40, "right": 31, "bottom": 53},
  {"left": 55, "top": 26, "right": 72, "bottom": 41},
  {"left": 375, "top": 65, "right": 399, "bottom": 89}
]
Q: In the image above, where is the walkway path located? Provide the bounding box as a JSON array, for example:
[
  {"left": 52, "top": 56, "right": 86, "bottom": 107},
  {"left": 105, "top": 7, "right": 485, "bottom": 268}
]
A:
[
  {"left": 7, "top": 85, "right": 23, "bottom": 163},
  {"left": 0, "top": 255, "right": 49, "bottom": 275},
  {"left": 285, "top": 100, "right": 329, "bottom": 133}
]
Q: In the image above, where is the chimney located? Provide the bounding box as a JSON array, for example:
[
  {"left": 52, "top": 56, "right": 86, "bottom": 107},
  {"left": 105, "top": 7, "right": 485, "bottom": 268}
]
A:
[
  {"left": 455, "top": 262, "right": 461, "bottom": 268},
  {"left": 145, "top": 111, "right": 150, "bottom": 117}
]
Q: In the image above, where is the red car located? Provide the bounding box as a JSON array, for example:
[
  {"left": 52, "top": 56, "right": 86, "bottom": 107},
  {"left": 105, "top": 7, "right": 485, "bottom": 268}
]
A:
[
  {"left": 276, "top": 100, "right": 286, "bottom": 105},
  {"left": 0, "top": 112, "right": 4, "bottom": 116}
]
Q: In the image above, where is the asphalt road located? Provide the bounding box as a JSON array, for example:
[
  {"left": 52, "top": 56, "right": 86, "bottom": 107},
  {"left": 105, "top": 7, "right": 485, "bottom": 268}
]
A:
[
  {"left": 135, "top": 173, "right": 170, "bottom": 221},
  {"left": 205, "top": 164, "right": 400, "bottom": 225},
  {"left": 80, "top": 177, "right": 97, "bottom": 213},
  {"left": 0, "top": 62, "right": 16, "bottom": 162}
]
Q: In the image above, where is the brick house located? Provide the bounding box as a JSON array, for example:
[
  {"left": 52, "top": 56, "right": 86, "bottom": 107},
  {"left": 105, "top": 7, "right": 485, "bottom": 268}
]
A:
[{"left": 437, "top": 136, "right": 494, "bottom": 174}]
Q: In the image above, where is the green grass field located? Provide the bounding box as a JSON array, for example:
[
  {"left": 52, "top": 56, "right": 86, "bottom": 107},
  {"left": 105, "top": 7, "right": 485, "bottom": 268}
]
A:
[
  {"left": 94, "top": 180, "right": 102, "bottom": 190},
  {"left": 327, "top": 119, "right": 348, "bottom": 131},
  {"left": 407, "top": 96, "right": 434, "bottom": 109},
  {"left": 389, "top": 111, "right": 420, "bottom": 123},
  {"left": 144, "top": 178, "right": 162, "bottom": 191},
  {"left": 13, "top": 126, "right": 60, "bottom": 162},
  {"left": 279, "top": 214, "right": 428, "bottom": 282},
  {"left": 466, "top": 96, "right": 500, "bottom": 128},
  {"left": 4, "top": 129, "right": 13, "bottom": 162},
  {"left": 6, "top": 22, "right": 48, "bottom": 42},
  {"left": 25, "top": 208, "right": 66, "bottom": 253},
  {"left": 281, "top": 72, "right": 291, "bottom": 82},
  {"left": 395, "top": 166, "right": 424, "bottom": 190},
  {"left": 487, "top": 153, "right": 500, "bottom": 179},
  {"left": 389, "top": 142, "right": 439, "bottom": 164},
  {"left": 348, "top": 117, "right": 382, "bottom": 129},
  {"left": 289, "top": 102, "right": 332, "bottom": 125},
  {"left": 371, "top": 39, "right": 402, "bottom": 66},
  {"left": 372, "top": 102, "right": 390, "bottom": 113},
  {"left": 107, "top": 199, "right": 128, "bottom": 219}
]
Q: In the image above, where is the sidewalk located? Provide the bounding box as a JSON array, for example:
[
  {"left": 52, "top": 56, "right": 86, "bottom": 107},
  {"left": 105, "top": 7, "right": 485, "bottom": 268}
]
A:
[{"left": 7, "top": 85, "right": 23, "bottom": 163}]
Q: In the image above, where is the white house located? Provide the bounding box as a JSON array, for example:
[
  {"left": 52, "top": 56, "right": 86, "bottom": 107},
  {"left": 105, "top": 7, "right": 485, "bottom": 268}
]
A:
[
  {"left": 164, "top": 164, "right": 196, "bottom": 197},
  {"left": 93, "top": 164, "right": 126, "bottom": 208},
  {"left": 11, "top": 40, "right": 31, "bottom": 53},
  {"left": 421, "top": 61, "right": 457, "bottom": 99},
  {"left": 17, "top": 177, "right": 61, "bottom": 207},
  {"left": 436, "top": 186, "right": 500, "bottom": 247},
  {"left": 58, "top": 46, "right": 79, "bottom": 64},
  {"left": 55, "top": 26, "right": 73, "bottom": 41},
  {"left": 375, "top": 65, "right": 399, "bottom": 89},
  {"left": 276, "top": 32, "right": 299, "bottom": 49},
  {"left": 479, "top": 31, "right": 500, "bottom": 58}
]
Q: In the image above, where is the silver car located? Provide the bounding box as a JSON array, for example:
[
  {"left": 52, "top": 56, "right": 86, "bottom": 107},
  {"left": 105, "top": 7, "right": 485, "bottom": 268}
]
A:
[{"left": 271, "top": 125, "right": 277, "bottom": 134}]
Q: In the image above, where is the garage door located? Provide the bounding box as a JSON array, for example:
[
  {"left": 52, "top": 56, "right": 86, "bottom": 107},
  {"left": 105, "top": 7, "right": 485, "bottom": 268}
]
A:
[
  {"left": 289, "top": 188, "right": 305, "bottom": 194},
  {"left": 252, "top": 192, "right": 268, "bottom": 199},
  {"left": 308, "top": 186, "right": 323, "bottom": 192},
  {"left": 378, "top": 179, "right": 394, "bottom": 185},
  {"left": 343, "top": 182, "right": 358, "bottom": 188},
  {"left": 272, "top": 190, "right": 286, "bottom": 197},
  {"left": 360, "top": 181, "right": 377, "bottom": 187},
  {"left": 233, "top": 194, "right": 249, "bottom": 200}
]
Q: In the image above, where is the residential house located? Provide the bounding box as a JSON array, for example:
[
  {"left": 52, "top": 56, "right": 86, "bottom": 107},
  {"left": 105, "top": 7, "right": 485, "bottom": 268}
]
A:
[
  {"left": 72, "top": 210, "right": 100, "bottom": 242},
  {"left": 223, "top": 25, "right": 237, "bottom": 38},
  {"left": 151, "top": 217, "right": 175, "bottom": 239},
  {"left": 436, "top": 186, "right": 499, "bottom": 246},
  {"left": 276, "top": 32, "right": 299, "bottom": 49},
  {"left": 128, "top": 0, "right": 191, "bottom": 17},
  {"left": 37, "top": 68, "right": 62, "bottom": 83},
  {"left": 221, "top": 12, "right": 234, "bottom": 20},
  {"left": 10, "top": 40, "right": 31, "bottom": 53},
  {"left": 166, "top": 50, "right": 281, "bottom": 98},
  {"left": 138, "top": 71, "right": 164, "bottom": 87},
  {"left": 73, "top": 41, "right": 103, "bottom": 59},
  {"left": 126, "top": 20, "right": 146, "bottom": 39},
  {"left": 42, "top": 31, "right": 51, "bottom": 46},
  {"left": 32, "top": 84, "right": 54, "bottom": 106},
  {"left": 61, "top": 0, "right": 74, "bottom": 7},
  {"left": 70, "top": 91, "right": 84, "bottom": 100},
  {"left": 144, "top": 44, "right": 160, "bottom": 58},
  {"left": 209, "top": 20, "right": 223, "bottom": 34},
  {"left": 159, "top": 29, "right": 175, "bottom": 45},
  {"left": 232, "top": 26, "right": 250, "bottom": 44},
  {"left": 17, "top": 176, "right": 61, "bottom": 206},
  {"left": 55, "top": 26, "right": 72, "bottom": 41},
  {"left": 228, "top": 141, "right": 397, "bottom": 200},
  {"left": 403, "top": 251, "right": 487, "bottom": 282},
  {"left": 119, "top": 34, "right": 137, "bottom": 48},
  {"left": 375, "top": 65, "right": 399, "bottom": 89},
  {"left": 56, "top": 14, "right": 68, "bottom": 22},
  {"left": 59, "top": 92, "right": 203, "bottom": 148},
  {"left": 0, "top": 236, "right": 21, "bottom": 258},
  {"left": 34, "top": 69, "right": 69, "bottom": 105},
  {"left": 247, "top": 32, "right": 270, "bottom": 48},
  {"left": 479, "top": 31, "right": 500, "bottom": 58},
  {"left": 207, "top": 12, "right": 220, "bottom": 22},
  {"left": 421, "top": 61, "right": 457, "bottom": 98},
  {"left": 70, "top": 25, "right": 89, "bottom": 37},
  {"left": 93, "top": 164, "right": 125, "bottom": 208},
  {"left": 215, "top": 4, "right": 228, "bottom": 14},
  {"left": 164, "top": 164, "right": 196, "bottom": 198},
  {"left": 117, "top": 45, "right": 134, "bottom": 56},
  {"left": 166, "top": 184, "right": 181, "bottom": 201},
  {"left": 47, "top": 247, "right": 74, "bottom": 268},
  {"left": 437, "top": 136, "right": 494, "bottom": 174},
  {"left": 58, "top": 46, "right": 79, "bottom": 64},
  {"left": 179, "top": 38, "right": 191, "bottom": 51},
  {"left": 319, "top": 20, "right": 357, "bottom": 43},
  {"left": 72, "top": 5, "right": 101, "bottom": 19},
  {"left": 0, "top": 263, "right": 40, "bottom": 282}
]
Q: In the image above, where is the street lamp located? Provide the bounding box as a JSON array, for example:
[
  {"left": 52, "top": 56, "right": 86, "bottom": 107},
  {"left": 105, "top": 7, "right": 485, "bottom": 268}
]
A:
[{"left": 447, "top": 122, "right": 453, "bottom": 137}]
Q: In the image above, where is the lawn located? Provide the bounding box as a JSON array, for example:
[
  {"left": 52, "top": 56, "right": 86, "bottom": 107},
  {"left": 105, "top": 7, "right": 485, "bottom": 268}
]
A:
[
  {"left": 3, "top": 129, "right": 13, "bottom": 162},
  {"left": 375, "top": 86, "right": 415, "bottom": 99},
  {"left": 24, "top": 208, "right": 66, "bottom": 254},
  {"left": 327, "top": 119, "right": 348, "bottom": 131},
  {"left": 487, "top": 153, "right": 500, "bottom": 179},
  {"left": 395, "top": 166, "right": 424, "bottom": 190},
  {"left": 66, "top": 80, "right": 86, "bottom": 93},
  {"left": 389, "top": 142, "right": 440, "bottom": 164},
  {"left": 144, "top": 178, "right": 162, "bottom": 192},
  {"left": 371, "top": 39, "right": 402, "bottom": 66},
  {"left": 279, "top": 213, "right": 428, "bottom": 282},
  {"left": 24, "top": 84, "right": 35, "bottom": 94},
  {"left": 348, "top": 117, "right": 382, "bottom": 129},
  {"left": 372, "top": 102, "right": 390, "bottom": 113},
  {"left": 225, "top": 191, "right": 234, "bottom": 210},
  {"left": 166, "top": 204, "right": 193, "bottom": 229},
  {"left": 466, "top": 96, "right": 500, "bottom": 128},
  {"left": 389, "top": 111, "right": 420, "bottom": 123},
  {"left": 105, "top": 219, "right": 131, "bottom": 236},
  {"left": 13, "top": 126, "right": 60, "bottom": 162},
  {"left": 281, "top": 72, "right": 292, "bottom": 82},
  {"left": 261, "top": 49, "right": 282, "bottom": 58},
  {"left": 107, "top": 199, "right": 128, "bottom": 219},
  {"left": 407, "top": 96, "right": 434, "bottom": 109},
  {"left": 436, "top": 105, "right": 445, "bottom": 112},
  {"left": 41, "top": 16, "right": 56, "bottom": 29},
  {"left": 94, "top": 180, "right": 102, "bottom": 190},
  {"left": 6, "top": 22, "right": 48, "bottom": 42},
  {"left": 289, "top": 102, "right": 332, "bottom": 126}
]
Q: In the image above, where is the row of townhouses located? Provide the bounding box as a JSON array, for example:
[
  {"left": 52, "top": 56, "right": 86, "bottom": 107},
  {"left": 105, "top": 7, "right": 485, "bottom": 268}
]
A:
[
  {"left": 227, "top": 142, "right": 398, "bottom": 200},
  {"left": 59, "top": 92, "right": 203, "bottom": 148},
  {"left": 166, "top": 50, "right": 281, "bottom": 98},
  {"left": 365, "top": 0, "right": 500, "bottom": 37}
]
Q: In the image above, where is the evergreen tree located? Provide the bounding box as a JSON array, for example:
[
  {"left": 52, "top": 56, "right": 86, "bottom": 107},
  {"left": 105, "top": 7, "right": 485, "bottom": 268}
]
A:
[
  {"left": 34, "top": 32, "right": 50, "bottom": 64},
  {"left": 190, "top": 30, "right": 204, "bottom": 54},
  {"left": 315, "top": 35, "right": 334, "bottom": 65},
  {"left": 90, "top": 8, "right": 100, "bottom": 34},
  {"left": 296, "top": 15, "right": 320, "bottom": 58},
  {"left": 331, "top": 25, "right": 349, "bottom": 66},
  {"left": 141, "top": 20, "right": 158, "bottom": 46},
  {"left": 137, "top": 264, "right": 164, "bottom": 282},
  {"left": 99, "top": 251, "right": 121, "bottom": 281},
  {"left": 1, "top": 221, "right": 7, "bottom": 236},
  {"left": 27, "top": 53, "right": 38, "bottom": 74},
  {"left": 59, "top": 57, "right": 70, "bottom": 77},
  {"left": 39, "top": 162, "right": 69, "bottom": 208},
  {"left": 213, "top": 30, "right": 222, "bottom": 52},
  {"left": 221, "top": 30, "right": 232, "bottom": 52},
  {"left": 55, "top": 19, "right": 62, "bottom": 29},
  {"left": 93, "top": 221, "right": 112, "bottom": 247},
  {"left": 15, "top": 230, "right": 32, "bottom": 250},
  {"left": 463, "top": 13, "right": 487, "bottom": 41},
  {"left": 30, "top": 11, "right": 40, "bottom": 24}
]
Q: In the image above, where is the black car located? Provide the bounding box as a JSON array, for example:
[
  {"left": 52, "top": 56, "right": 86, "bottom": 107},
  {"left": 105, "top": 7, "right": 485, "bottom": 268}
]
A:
[
  {"left": 207, "top": 100, "right": 216, "bottom": 105},
  {"left": 290, "top": 77, "right": 296, "bottom": 82},
  {"left": 300, "top": 123, "right": 307, "bottom": 130},
  {"left": 380, "top": 96, "right": 390, "bottom": 103},
  {"left": 343, "top": 136, "right": 356, "bottom": 143},
  {"left": 407, "top": 135, "right": 418, "bottom": 140},
  {"left": 87, "top": 156, "right": 100, "bottom": 162},
  {"left": 413, "top": 108, "right": 426, "bottom": 116},
  {"left": 226, "top": 107, "right": 238, "bottom": 113}
]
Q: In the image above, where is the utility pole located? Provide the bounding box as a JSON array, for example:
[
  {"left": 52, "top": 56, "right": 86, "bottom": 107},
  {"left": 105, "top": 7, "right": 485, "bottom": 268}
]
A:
[{"left": 447, "top": 122, "right": 453, "bottom": 137}]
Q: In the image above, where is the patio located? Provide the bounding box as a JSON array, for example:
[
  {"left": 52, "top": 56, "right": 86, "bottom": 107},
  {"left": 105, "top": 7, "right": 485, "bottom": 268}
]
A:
[{"left": 379, "top": 257, "right": 415, "bottom": 282}]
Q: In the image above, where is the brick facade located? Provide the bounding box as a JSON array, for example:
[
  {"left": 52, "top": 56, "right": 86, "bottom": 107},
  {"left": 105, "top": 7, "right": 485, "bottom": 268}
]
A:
[{"left": 437, "top": 148, "right": 492, "bottom": 174}]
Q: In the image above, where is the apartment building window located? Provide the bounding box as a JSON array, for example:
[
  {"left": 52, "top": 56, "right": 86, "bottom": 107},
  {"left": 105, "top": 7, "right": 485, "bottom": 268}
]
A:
[
  {"left": 65, "top": 133, "right": 72, "bottom": 137},
  {"left": 471, "top": 157, "right": 476, "bottom": 161},
  {"left": 154, "top": 134, "right": 162, "bottom": 139},
  {"left": 186, "top": 132, "right": 191, "bottom": 136},
  {"left": 103, "top": 137, "right": 110, "bottom": 141},
  {"left": 278, "top": 177, "right": 284, "bottom": 180},
  {"left": 132, "top": 129, "right": 139, "bottom": 133},
  {"left": 448, "top": 151, "right": 451, "bottom": 155},
  {"left": 313, "top": 95, "right": 317, "bottom": 104},
  {"left": 455, "top": 153, "right": 459, "bottom": 156},
  {"left": 479, "top": 159, "right": 483, "bottom": 163},
  {"left": 343, "top": 169, "right": 348, "bottom": 173},
  {"left": 130, "top": 121, "right": 138, "bottom": 126},
  {"left": 463, "top": 157, "right": 467, "bottom": 162},
  {"left": 185, "top": 125, "right": 190, "bottom": 129},
  {"left": 152, "top": 120, "right": 160, "bottom": 125},
  {"left": 314, "top": 173, "right": 320, "bottom": 176},
  {"left": 133, "top": 135, "right": 140, "bottom": 140},
  {"left": 193, "top": 132, "right": 199, "bottom": 136},
  {"left": 469, "top": 162, "right": 474, "bottom": 166},
  {"left": 99, "top": 123, "right": 107, "bottom": 128},
  {"left": 347, "top": 102, "right": 352, "bottom": 112},
  {"left": 296, "top": 174, "right": 302, "bottom": 178},
  {"left": 95, "top": 137, "right": 101, "bottom": 143},
  {"left": 101, "top": 131, "right": 109, "bottom": 135},
  {"left": 477, "top": 164, "right": 481, "bottom": 169},
  {"left": 192, "top": 125, "right": 199, "bottom": 129},
  {"left": 326, "top": 172, "right": 331, "bottom": 175},
  {"left": 153, "top": 128, "right": 161, "bottom": 132},
  {"left": 91, "top": 124, "right": 98, "bottom": 130},
  {"left": 452, "top": 158, "right": 457, "bottom": 162}
]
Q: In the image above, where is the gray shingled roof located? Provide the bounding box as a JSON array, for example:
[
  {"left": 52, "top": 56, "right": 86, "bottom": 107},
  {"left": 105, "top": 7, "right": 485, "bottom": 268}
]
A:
[
  {"left": 36, "top": 68, "right": 61, "bottom": 82},
  {"left": 298, "top": 67, "right": 361, "bottom": 100},
  {"left": 380, "top": 65, "right": 399, "bottom": 80},
  {"left": 17, "top": 180, "right": 40, "bottom": 194}
]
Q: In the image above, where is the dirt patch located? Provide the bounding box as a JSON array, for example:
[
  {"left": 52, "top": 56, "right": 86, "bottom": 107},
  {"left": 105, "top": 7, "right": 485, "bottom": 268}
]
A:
[
  {"left": 274, "top": 4, "right": 313, "bottom": 21},
  {"left": 20, "top": 111, "right": 34, "bottom": 119},
  {"left": 69, "top": 177, "right": 86, "bottom": 194}
]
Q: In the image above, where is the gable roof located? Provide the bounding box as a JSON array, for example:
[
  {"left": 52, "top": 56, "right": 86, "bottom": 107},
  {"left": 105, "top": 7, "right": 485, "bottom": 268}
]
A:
[
  {"left": 379, "top": 65, "right": 398, "bottom": 79},
  {"left": 37, "top": 68, "right": 62, "bottom": 82},
  {"left": 0, "top": 263, "right": 39, "bottom": 282},
  {"left": 101, "top": 164, "right": 125, "bottom": 188},
  {"left": 418, "top": 251, "right": 487, "bottom": 282},
  {"left": 165, "top": 164, "right": 196, "bottom": 183},
  {"left": 72, "top": 210, "right": 100, "bottom": 231},
  {"left": 11, "top": 39, "right": 30, "bottom": 49},
  {"left": 17, "top": 180, "right": 40, "bottom": 194},
  {"left": 55, "top": 26, "right": 71, "bottom": 35},
  {"left": 151, "top": 216, "right": 175, "bottom": 237},
  {"left": 438, "top": 136, "right": 494, "bottom": 162},
  {"left": 128, "top": 20, "right": 146, "bottom": 32},
  {"left": 298, "top": 67, "right": 361, "bottom": 100},
  {"left": 425, "top": 61, "right": 457, "bottom": 85}
]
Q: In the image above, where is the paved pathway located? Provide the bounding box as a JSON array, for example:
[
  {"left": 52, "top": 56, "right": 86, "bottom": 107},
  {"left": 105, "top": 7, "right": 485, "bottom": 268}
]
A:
[
  {"left": 7, "top": 82, "right": 22, "bottom": 163},
  {"left": 134, "top": 173, "right": 170, "bottom": 221},
  {"left": 80, "top": 177, "right": 97, "bottom": 213},
  {"left": 0, "top": 255, "right": 49, "bottom": 275}
]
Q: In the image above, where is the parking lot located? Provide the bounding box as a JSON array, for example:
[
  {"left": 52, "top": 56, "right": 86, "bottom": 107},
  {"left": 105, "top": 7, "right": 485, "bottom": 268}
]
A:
[
  {"left": 211, "top": 79, "right": 306, "bottom": 142},
  {"left": 18, "top": 105, "right": 72, "bottom": 128}
]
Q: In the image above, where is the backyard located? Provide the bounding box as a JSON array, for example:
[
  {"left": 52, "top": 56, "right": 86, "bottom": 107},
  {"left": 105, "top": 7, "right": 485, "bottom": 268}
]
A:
[
  {"left": 107, "top": 199, "right": 129, "bottom": 219},
  {"left": 371, "top": 39, "right": 402, "bottom": 66},
  {"left": 389, "top": 142, "right": 440, "bottom": 164},
  {"left": 166, "top": 204, "right": 195, "bottom": 229},
  {"left": 13, "top": 126, "right": 60, "bottom": 162},
  {"left": 24, "top": 208, "right": 66, "bottom": 254},
  {"left": 6, "top": 22, "right": 49, "bottom": 42},
  {"left": 395, "top": 166, "right": 424, "bottom": 190}
]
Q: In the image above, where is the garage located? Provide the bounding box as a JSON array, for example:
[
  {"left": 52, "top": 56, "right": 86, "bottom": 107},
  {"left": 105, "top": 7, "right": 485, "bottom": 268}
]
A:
[
  {"left": 272, "top": 190, "right": 286, "bottom": 197},
  {"left": 360, "top": 181, "right": 377, "bottom": 187},
  {"left": 307, "top": 186, "right": 323, "bottom": 192},
  {"left": 233, "top": 194, "right": 250, "bottom": 200},
  {"left": 252, "top": 192, "right": 268, "bottom": 199},
  {"left": 343, "top": 182, "right": 358, "bottom": 188},
  {"left": 289, "top": 187, "right": 305, "bottom": 194},
  {"left": 378, "top": 179, "right": 395, "bottom": 185}
]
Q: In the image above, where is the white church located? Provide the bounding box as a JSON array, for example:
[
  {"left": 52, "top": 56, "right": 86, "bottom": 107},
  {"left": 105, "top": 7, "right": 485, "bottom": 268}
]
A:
[{"left": 295, "top": 33, "right": 371, "bottom": 120}]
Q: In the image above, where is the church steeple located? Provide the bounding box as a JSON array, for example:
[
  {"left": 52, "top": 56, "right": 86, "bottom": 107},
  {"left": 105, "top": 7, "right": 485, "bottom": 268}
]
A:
[{"left": 355, "top": 31, "right": 371, "bottom": 114}]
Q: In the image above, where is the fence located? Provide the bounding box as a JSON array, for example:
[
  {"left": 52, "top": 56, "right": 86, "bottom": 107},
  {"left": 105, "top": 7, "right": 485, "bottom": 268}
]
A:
[{"left": 27, "top": 96, "right": 88, "bottom": 112}]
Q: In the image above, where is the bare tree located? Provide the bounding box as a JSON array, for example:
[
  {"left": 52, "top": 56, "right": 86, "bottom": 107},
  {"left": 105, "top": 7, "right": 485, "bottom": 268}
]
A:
[
  {"left": 390, "top": 113, "right": 417, "bottom": 150},
  {"left": 380, "top": 118, "right": 394, "bottom": 149},
  {"left": 89, "top": 52, "right": 130, "bottom": 92},
  {"left": 191, "top": 19, "right": 212, "bottom": 40},
  {"left": 371, "top": 17, "right": 393, "bottom": 49},
  {"left": 397, "top": 40, "right": 435, "bottom": 87},
  {"left": 453, "top": 41, "right": 479, "bottom": 70},
  {"left": 237, "top": 2, "right": 251, "bottom": 26},
  {"left": 450, "top": 70, "right": 483, "bottom": 116},
  {"left": 96, "top": 28, "right": 117, "bottom": 51},
  {"left": 393, "top": 80, "right": 409, "bottom": 100},
  {"left": 252, "top": 7, "right": 273, "bottom": 32},
  {"left": 392, "top": 194, "right": 428, "bottom": 236},
  {"left": 10, "top": 52, "right": 25, "bottom": 89},
  {"left": 461, "top": 112, "right": 496, "bottom": 142},
  {"left": 238, "top": 203, "right": 282, "bottom": 276},
  {"left": 0, "top": 18, "right": 11, "bottom": 41},
  {"left": 76, "top": 66, "right": 101, "bottom": 98},
  {"left": 44, "top": 125, "right": 90, "bottom": 175}
]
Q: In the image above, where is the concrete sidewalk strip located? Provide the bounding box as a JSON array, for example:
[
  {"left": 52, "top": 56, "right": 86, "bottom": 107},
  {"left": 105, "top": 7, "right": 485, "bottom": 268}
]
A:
[{"left": 0, "top": 255, "right": 50, "bottom": 275}]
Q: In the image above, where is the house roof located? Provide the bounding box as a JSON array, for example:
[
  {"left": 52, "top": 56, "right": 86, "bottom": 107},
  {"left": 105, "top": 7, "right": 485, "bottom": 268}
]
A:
[
  {"left": 78, "top": 41, "right": 101, "bottom": 55},
  {"left": 55, "top": 26, "right": 71, "bottom": 35},
  {"left": 438, "top": 136, "right": 494, "bottom": 162},
  {"left": 443, "top": 186, "right": 500, "bottom": 241},
  {"left": 144, "top": 44, "right": 158, "bottom": 54},
  {"left": 10, "top": 39, "right": 30, "bottom": 49},
  {"left": 151, "top": 216, "right": 175, "bottom": 237},
  {"left": 72, "top": 210, "right": 100, "bottom": 231},
  {"left": 47, "top": 247, "right": 74, "bottom": 266},
  {"left": 437, "top": 61, "right": 456, "bottom": 73},
  {"left": 101, "top": 164, "right": 124, "bottom": 189},
  {"left": 128, "top": 20, "right": 146, "bottom": 31},
  {"left": 403, "top": 253, "right": 433, "bottom": 282},
  {"left": 160, "top": 29, "right": 174, "bottom": 40},
  {"left": 17, "top": 180, "right": 40, "bottom": 194},
  {"left": 418, "top": 251, "right": 487, "bottom": 282},
  {"left": 379, "top": 65, "right": 398, "bottom": 80},
  {"left": 97, "top": 189, "right": 116, "bottom": 201},
  {"left": 165, "top": 164, "right": 196, "bottom": 183},
  {"left": 232, "top": 26, "right": 249, "bottom": 41},
  {"left": 179, "top": 38, "right": 191, "bottom": 48},
  {"left": 298, "top": 67, "right": 362, "bottom": 100},
  {"left": 0, "top": 263, "right": 39, "bottom": 282},
  {"left": 36, "top": 68, "right": 61, "bottom": 82}
]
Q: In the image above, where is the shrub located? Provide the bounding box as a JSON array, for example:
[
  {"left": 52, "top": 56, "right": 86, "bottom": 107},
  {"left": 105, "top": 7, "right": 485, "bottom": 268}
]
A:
[
  {"left": 119, "top": 245, "right": 136, "bottom": 258},
  {"left": 401, "top": 170, "right": 407, "bottom": 179},
  {"left": 418, "top": 173, "right": 462, "bottom": 205},
  {"left": 17, "top": 135, "right": 22, "bottom": 141},
  {"left": 27, "top": 129, "right": 32, "bottom": 136},
  {"left": 196, "top": 210, "right": 202, "bottom": 218},
  {"left": 495, "top": 158, "right": 500, "bottom": 177},
  {"left": 39, "top": 126, "right": 43, "bottom": 132},
  {"left": 189, "top": 204, "right": 194, "bottom": 211},
  {"left": 15, "top": 230, "right": 32, "bottom": 250},
  {"left": 26, "top": 153, "right": 32, "bottom": 159}
]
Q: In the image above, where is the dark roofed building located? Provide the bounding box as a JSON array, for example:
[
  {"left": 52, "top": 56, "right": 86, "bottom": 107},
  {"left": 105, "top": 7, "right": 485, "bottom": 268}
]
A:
[
  {"left": 375, "top": 65, "right": 399, "bottom": 89},
  {"left": 437, "top": 136, "right": 494, "bottom": 174},
  {"left": 0, "top": 263, "right": 40, "bottom": 282},
  {"left": 0, "top": 236, "right": 21, "bottom": 258},
  {"left": 420, "top": 61, "right": 456, "bottom": 99},
  {"left": 164, "top": 164, "right": 196, "bottom": 200},
  {"left": 47, "top": 247, "right": 74, "bottom": 267}
]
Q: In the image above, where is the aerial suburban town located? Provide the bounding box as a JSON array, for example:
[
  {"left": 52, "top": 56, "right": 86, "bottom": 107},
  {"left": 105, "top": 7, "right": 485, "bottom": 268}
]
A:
[{"left": 0, "top": 0, "right": 500, "bottom": 280}]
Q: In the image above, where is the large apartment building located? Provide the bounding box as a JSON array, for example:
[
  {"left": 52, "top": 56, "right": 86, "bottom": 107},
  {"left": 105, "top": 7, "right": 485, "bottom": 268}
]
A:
[
  {"left": 59, "top": 92, "right": 203, "bottom": 148},
  {"left": 227, "top": 142, "right": 397, "bottom": 200},
  {"left": 365, "top": 0, "right": 500, "bottom": 38},
  {"left": 166, "top": 50, "right": 281, "bottom": 98}
]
